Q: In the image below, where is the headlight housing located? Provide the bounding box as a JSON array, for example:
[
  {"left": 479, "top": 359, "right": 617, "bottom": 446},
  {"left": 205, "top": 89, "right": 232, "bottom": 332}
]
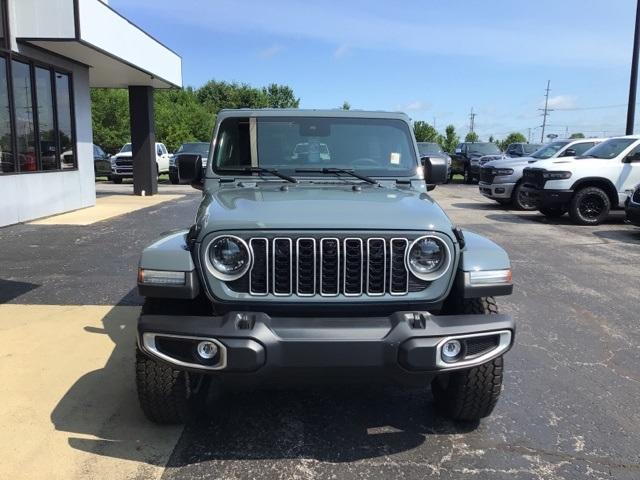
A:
[
  {"left": 205, "top": 235, "right": 252, "bottom": 281},
  {"left": 406, "top": 235, "right": 451, "bottom": 281},
  {"left": 542, "top": 171, "right": 572, "bottom": 180},
  {"left": 493, "top": 168, "right": 514, "bottom": 176}
]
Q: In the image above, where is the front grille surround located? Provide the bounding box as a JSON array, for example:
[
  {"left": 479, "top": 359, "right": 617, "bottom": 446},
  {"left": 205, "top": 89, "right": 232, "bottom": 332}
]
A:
[
  {"left": 201, "top": 231, "right": 455, "bottom": 301},
  {"left": 479, "top": 168, "right": 496, "bottom": 184},
  {"left": 522, "top": 168, "right": 546, "bottom": 189}
]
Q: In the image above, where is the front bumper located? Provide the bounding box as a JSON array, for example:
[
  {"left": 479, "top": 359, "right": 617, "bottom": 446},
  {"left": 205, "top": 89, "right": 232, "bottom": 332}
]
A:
[
  {"left": 138, "top": 310, "right": 515, "bottom": 381},
  {"left": 479, "top": 181, "right": 515, "bottom": 200},
  {"left": 626, "top": 201, "right": 640, "bottom": 226},
  {"left": 520, "top": 186, "right": 573, "bottom": 208}
]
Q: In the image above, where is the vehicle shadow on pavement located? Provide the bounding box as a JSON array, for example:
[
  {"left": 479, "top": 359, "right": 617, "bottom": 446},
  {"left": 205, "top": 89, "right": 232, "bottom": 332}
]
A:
[
  {"left": 50, "top": 292, "right": 182, "bottom": 467},
  {"left": 0, "top": 278, "right": 39, "bottom": 303},
  {"left": 485, "top": 212, "right": 627, "bottom": 226},
  {"left": 165, "top": 387, "right": 478, "bottom": 467},
  {"left": 593, "top": 229, "right": 640, "bottom": 244},
  {"left": 451, "top": 202, "right": 509, "bottom": 211},
  {"left": 49, "top": 290, "right": 477, "bottom": 468}
]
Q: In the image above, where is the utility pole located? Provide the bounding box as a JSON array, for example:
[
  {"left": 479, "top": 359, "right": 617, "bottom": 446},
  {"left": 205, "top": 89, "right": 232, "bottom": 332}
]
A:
[
  {"left": 527, "top": 128, "right": 532, "bottom": 143},
  {"left": 626, "top": 0, "right": 640, "bottom": 134},
  {"left": 433, "top": 116, "right": 436, "bottom": 131},
  {"left": 539, "top": 80, "right": 552, "bottom": 142},
  {"left": 469, "top": 107, "right": 476, "bottom": 133}
]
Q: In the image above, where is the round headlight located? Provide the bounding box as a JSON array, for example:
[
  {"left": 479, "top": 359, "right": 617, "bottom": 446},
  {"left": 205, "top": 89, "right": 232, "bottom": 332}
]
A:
[
  {"left": 206, "top": 235, "right": 251, "bottom": 280},
  {"left": 406, "top": 236, "right": 450, "bottom": 281}
]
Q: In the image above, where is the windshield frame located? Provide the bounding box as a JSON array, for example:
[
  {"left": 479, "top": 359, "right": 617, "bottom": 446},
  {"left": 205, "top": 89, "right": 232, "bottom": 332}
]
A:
[
  {"left": 466, "top": 143, "right": 501, "bottom": 155},
  {"left": 417, "top": 142, "right": 444, "bottom": 156},
  {"left": 119, "top": 143, "right": 132, "bottom": 153},
  {"left": 210, "top": 115, "right": 421, "bottom": 179},
  {"left": 176, "top": 142, "right": 210, "bottom": 156}
]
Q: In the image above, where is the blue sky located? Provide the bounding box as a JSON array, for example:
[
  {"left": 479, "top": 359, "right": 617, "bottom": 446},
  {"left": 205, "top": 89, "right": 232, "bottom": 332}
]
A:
[{"left": 112, "top": 0, "right": 638, "bottom": 142}]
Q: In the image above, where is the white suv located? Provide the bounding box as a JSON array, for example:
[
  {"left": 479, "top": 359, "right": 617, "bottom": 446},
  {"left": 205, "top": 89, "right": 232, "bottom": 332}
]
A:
[
  {"left": 110, "top": 142, "right": 171, "bottom": 184},
  {"left": 521, "top": 136, "right": 640, "bottom": 225}
]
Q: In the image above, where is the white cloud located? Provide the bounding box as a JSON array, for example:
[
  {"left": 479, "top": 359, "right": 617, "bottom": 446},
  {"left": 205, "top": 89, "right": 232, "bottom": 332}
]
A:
[
  {"left": 258, "top": 44, "right": 283, "bottom": 59},
  {"left": 125, "top": 0, "right": 630, "bottom": 68},
  {"left": 333, "top": 44, "right": 350, "bottom": 59},
  {"left": 546, "top": 95, "right": 577, "bottom": 109}
]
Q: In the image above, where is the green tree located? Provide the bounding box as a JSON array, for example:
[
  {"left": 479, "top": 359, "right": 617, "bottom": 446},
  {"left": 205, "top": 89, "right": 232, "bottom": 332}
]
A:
[
  {"left": 465, "top": 131, "right": 480, "bottom": 142},
  {"left": 413, "top": 121, "right": 438, "bottom": 142},
  {"left": 497, "top": 132, "right": 527, "bottom": 150},
  {"left": 488, "top": 135, "right": 495, "bottom": 143},
  {"left": 341, "top": 100, "right": 351, "bottom": 110},
  {"left": 154, "top": 87, "right": 214, "bottom": 152},
  {"left": 91, "top": 89, "right": 130, "bottom": 153},
  {"left": 262, "top": 83, "right": 300, "bottom": 108},
  {"left": 439, "top": 124, "right": 459, "bottom": 153},
  {"left": 569, "top": 132, "right": 585, "bottom": 139}
]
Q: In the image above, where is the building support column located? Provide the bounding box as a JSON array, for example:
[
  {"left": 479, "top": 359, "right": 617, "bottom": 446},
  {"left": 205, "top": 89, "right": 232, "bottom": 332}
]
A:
[{"left": 128, "top": 86, "right": 157, "bottom": 196}]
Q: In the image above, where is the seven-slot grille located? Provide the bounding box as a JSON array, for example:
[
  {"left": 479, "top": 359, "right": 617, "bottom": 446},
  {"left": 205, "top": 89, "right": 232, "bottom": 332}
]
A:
[{"left": 230, "top": 236, "right": 430, "bottom": 297}]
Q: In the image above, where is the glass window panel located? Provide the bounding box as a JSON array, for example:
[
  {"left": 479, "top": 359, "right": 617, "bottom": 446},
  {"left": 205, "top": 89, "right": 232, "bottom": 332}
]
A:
[
  {"left": 55, "top": 72, "right": 75, "bottom": 169},
  {"left": 35, "top": 67, "right": 58, "bottom": 170},
  {"left": 0, "top": 56, "right": 14, "bottom": 173},
  {"left": 12, "top": 60, "right": 37, "bottom": 172}
]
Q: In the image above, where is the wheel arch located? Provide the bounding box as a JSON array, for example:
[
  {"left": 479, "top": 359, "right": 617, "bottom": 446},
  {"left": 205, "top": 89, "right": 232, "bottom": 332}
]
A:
[{"left": 570, "top": 177, "right": 618, "bottom": 205}]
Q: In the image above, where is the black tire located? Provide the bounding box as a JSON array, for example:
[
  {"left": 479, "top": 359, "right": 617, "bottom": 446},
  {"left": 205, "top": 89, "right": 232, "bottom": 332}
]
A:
[
  {"left": 136, "top": 347, "right": 191, "bottom": 424},
  {"left": 169, "top": 173, "right": 179, "bottom": 184},
  {"left": 512, "top": 182, "right": 537, "bottom": 211},
  {"left": 539, "top": 206, "right": 566, "bottom": 218},
  {"left": 112, "top": 177, "right": 123, "bottom": 184},
  {"left": 433, "top": 297, "right": 503, "bottom": 421},
  {"left": 568, "top": 186, "right": 610, "bottom": 225},
  {"left": 432, "top": 356, "right": 504, "bottom": 422}
]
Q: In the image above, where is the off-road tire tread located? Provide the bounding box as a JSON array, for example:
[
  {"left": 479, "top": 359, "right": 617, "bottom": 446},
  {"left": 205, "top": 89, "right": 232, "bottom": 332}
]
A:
[
  {"left": 136, "top": 348, "right": 189, "bottom": 424},
  {"left": 433, "top": 296, "right": 504, "bottom": 421},
  {"left": 568, "top": 186, "right": 610, "bottom": 225}
]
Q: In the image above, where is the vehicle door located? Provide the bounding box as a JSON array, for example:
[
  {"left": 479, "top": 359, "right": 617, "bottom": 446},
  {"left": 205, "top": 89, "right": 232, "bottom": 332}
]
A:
[
  {"left": 618, "top": 142, "right": 640, "bottom": 202},
  {"left": 156, "top": 144, "right": 170, "bottom": 172},
  {"left": 451, "top": 143, "right": 466, "bottom": 173}
]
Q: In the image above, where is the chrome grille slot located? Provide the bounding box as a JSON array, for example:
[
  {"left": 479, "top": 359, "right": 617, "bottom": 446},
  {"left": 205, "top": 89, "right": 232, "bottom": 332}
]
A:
[
  {"left": 390, "top": 238, "right": 409, "bottom": 295},
  {"left": 320, "top": 238, "right": 340, "bottom": 296},
  {"left": 343, "top": 238, "right": 364, "bottom": 296},
  {"left": 296, "top": 238, "right": 316, "bottom": 296},
  {"left": 366, "top": 238, "right": 386, "bottom": 296},
  {"left": 272, "top": 238, "right": 292, "bottom": 296},
  {"left": 249, "top": 238, "right": 268, "bottom": 295},
  {"left": 224, "top": 234, "right": 432, "bottom": 297}
]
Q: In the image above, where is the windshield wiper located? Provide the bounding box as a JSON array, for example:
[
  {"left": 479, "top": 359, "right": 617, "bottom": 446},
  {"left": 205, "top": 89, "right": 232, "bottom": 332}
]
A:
[
  {"left": 217, "top": 167, "right": 297, "bottom": 183},
  {"left": 295, "top": 167, "right": 378, "bottom": 185}
]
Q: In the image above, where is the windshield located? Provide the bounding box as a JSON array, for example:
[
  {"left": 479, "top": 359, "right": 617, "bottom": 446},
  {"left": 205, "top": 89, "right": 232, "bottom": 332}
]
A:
[
  {"left": 120, "top": 143, "right": 132, "bottom": 153},
  {"left": 176, "top": 142, "right": 209, "bottom": 156},
  {"left": 580, "top": 138, "right": 636, "bottom": 159},
  {"left": 213, "top": 116, "right": 418, "bottom": 177},
  {"left": 467, "top": 143, "right": 501, "bottom": 155},
  {"left": 417, "top": 142, "right": 444, "bottom": 155},
  {"left": 530, "top": 141, "right": 569, "bottom": 159},
  {"left": 523, "top": 144, "right": 542, "bottom": 154}
]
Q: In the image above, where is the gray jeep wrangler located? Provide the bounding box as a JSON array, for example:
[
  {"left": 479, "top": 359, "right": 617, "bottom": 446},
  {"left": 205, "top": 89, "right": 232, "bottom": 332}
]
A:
[{"left": 135, "top": 109, "right": 515, "bottom": 424}]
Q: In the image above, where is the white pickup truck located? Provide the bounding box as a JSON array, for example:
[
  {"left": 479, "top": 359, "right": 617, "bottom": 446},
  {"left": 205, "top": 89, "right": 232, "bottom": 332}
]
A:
[
  {"left": 109, "top": 142, "right": 172, "bottom": 184},
  {"left": 521, "top": 136, "right": 640, "bottom": 225}
]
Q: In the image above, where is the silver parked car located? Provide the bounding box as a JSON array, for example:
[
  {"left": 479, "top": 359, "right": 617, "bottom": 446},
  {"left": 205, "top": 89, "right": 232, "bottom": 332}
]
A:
[{"left": 478, "top": 138, "right": 603, "bottom": 209}]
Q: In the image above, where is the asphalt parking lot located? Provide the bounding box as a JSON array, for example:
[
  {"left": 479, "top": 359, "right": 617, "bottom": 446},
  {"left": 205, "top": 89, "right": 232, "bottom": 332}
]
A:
[{"left": 1, "top": 181, "right": 639, "bottom": 479}]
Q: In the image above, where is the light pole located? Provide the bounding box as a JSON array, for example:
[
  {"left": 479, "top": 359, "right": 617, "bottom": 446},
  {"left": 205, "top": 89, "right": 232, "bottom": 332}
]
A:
[{"left": 626, "top": 0, "right": 640, "bottom": 135}]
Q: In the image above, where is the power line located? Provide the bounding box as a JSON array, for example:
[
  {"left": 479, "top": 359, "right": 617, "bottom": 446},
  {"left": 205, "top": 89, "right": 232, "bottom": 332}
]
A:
[{"left": 539, "top": 80, "right": 552, "bottom": 142}]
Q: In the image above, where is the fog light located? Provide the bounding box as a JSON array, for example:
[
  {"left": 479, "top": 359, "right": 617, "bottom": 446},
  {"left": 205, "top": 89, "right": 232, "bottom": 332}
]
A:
[
  {"left": 442, "top": 339, "right": 462, "bottom": 361},
  {"left": 196, "top": 341, "right": 219, "bottom": 360}
]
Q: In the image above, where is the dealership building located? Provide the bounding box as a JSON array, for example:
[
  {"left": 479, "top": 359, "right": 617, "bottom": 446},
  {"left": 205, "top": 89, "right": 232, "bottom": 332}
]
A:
[{"left": 0, "top": 0, "right": 182, "bottom": 227}]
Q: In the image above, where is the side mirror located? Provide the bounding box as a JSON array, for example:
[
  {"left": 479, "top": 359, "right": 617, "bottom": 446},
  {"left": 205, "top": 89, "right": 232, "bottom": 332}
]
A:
[
  {"left": 422, "top": 156, "right": 447, "bottom": 190},
  {"left": 563, "top": 148, "right": 576, "bottom": 157},
  {"left": 624, "top": 152, "right": 640, "bottom": 163},
  {"left": 177, "top": 154, "right": 203, "bottom": 189}
]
